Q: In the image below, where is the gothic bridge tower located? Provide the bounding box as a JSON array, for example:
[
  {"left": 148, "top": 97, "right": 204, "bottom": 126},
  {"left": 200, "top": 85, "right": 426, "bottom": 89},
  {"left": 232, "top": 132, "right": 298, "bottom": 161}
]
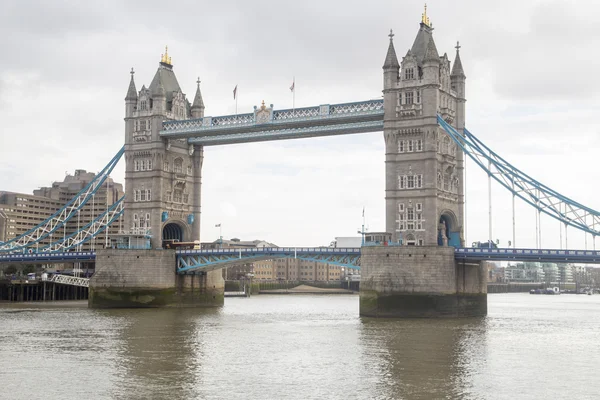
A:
[
  {"left": 383, "top": 9, "right": 466, "bottom": 247},
  {"left": 360, "top": 9, "right": 485, "bottom": 318},
  {"left": 124, "top": 47, "right": 205, "bottom": 248}
]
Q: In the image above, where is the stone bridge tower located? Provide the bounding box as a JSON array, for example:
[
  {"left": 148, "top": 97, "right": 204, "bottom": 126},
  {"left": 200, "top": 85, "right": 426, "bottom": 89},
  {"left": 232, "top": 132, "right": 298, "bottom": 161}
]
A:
[
  {"left": 383, "top": 10, "right": 466, "bottom": 247},
  {"left": 124, "top": 48, "right": 204, "bottom": 249},
  {"left": 360, "top": 10, "right": 485, "bottom": 318}
]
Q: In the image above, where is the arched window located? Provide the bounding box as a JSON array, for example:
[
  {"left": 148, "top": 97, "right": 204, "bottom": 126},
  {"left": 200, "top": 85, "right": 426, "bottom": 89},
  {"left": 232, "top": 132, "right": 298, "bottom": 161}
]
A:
[
  {"left": 443, "top": 137, "right": 450, "bottom": 154},
  {"left": 173, "top": 189, "right": 182, "bottom": 203},
  {"left": 174, "top": 158, "right": 183, "bottom": 174}
]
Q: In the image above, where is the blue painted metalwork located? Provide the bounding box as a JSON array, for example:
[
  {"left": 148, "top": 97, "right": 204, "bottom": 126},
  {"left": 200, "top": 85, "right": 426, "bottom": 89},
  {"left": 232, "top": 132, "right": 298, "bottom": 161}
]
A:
[
  {"left": 0, "top": 251, "right": 96, "bottom": 264},
  {"left": 437, "top": 116, "right": 600, "bottom": 236},
  {"left": 3, "top": 247, "right": 600, "bottom": 267},
  {"left": 455, "top": 247, "right": 600, "bottom": 264},
  {"left": 160, "top": 99, "right": 384, "bottom": 143},
  {"left": 176, "top": 247, "right": 362, "bottom": 273},
  {"left": 0, "top": 147, "right": 125, "bottom": 252},
  {"left": 188, "top": 120, "right": 384, "bottom": 146}
]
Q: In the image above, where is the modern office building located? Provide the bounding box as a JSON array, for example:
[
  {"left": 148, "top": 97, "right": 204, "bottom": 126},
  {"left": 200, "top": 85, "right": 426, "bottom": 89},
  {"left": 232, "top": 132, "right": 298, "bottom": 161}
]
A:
[{"left": 0, "top": 169, "right": 124, "bottom": 251}]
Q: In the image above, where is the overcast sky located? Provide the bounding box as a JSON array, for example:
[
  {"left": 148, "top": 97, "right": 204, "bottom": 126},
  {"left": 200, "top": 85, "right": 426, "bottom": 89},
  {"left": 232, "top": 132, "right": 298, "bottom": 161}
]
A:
[{"left": 1, "top": 0, "right": 599, "bottom": 249}]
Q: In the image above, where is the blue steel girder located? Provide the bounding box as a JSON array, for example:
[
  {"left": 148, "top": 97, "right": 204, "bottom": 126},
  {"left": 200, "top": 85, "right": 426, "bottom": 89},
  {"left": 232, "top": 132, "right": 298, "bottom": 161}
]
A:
[
  {"left": 176, "top": 247, "right": 362, "bottom": 273},
  {"left": 0, "top": 146, "right": 125, "bottom": 253},
  {"left": 293, "top": 254, "right": 361, "bottom": 270},
  {"left": 160, "top": 99, "right": 384, "bottom": 144},
  {"left": 186, "top": 120, "right": 384, "bottom": 146},
  {"left": 437, "top": 116, "right": 600, "bottom": 236},
  {"left": 0, "top": 251, "right": 96, "bottom": 264},
  {"left": 455, "top": 247, "right": 600, "bottom": 264}
]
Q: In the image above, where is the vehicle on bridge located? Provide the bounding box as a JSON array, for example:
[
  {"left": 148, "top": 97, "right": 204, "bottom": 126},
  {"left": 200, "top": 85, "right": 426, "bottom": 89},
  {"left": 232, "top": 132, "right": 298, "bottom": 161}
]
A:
[{"left": 163, "top": 240, "right": 201, "bottom": 250}]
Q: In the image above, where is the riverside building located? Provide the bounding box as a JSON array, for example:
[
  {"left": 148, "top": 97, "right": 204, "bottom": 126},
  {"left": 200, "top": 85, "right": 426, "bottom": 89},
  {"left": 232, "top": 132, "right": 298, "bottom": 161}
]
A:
[{"left": 0, "top": 170, "right": 124, "bottom": 251}]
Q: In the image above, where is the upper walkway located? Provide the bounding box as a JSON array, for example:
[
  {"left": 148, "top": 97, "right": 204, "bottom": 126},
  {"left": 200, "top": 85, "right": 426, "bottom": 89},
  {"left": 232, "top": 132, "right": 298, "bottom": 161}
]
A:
[{"left": 159, "top": 100, "right": 384, "bottom": 145}]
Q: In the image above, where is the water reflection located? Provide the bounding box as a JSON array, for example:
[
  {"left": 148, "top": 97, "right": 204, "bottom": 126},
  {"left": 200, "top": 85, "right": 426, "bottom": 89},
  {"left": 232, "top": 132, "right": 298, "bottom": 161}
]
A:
[
  {"left": 360, "top": 317, "right": 488, "bottom": 400},
  {"left": 105, "top": 307, "right": 221, "bottom": 399},
  {"left": 2, "top": 295, "right": 600, "bottom": 400}
]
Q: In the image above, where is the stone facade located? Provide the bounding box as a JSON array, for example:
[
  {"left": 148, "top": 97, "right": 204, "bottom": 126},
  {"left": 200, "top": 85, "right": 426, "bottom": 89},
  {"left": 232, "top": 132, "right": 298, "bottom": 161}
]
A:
[
  {"left": 383, "top": 20, "right": 466, "bottom": 247},
  {"left": 124, "top": 50, "right": 205, "bottom": 249}
]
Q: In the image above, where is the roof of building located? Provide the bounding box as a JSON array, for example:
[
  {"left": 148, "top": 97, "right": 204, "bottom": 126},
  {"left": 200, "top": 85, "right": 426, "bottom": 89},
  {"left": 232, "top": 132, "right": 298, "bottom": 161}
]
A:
[
  {"left": 410, "top": 23, "right": 439, "bottom": 66},
  {"left": 149, "top": 63, "right": 181, "bottom": 102},
  {"left": 332, "top": 237, "right": 362, "bottom": 248}
]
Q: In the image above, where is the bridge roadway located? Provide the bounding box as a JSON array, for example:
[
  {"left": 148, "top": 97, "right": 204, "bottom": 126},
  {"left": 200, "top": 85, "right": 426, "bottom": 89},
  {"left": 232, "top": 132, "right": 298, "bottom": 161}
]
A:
[{"left": 2, "top": 248, "right": 600, "bottom": 271}]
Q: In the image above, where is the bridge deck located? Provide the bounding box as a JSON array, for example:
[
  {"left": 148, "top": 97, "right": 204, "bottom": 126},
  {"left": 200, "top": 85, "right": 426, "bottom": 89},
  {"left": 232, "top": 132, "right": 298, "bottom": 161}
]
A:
[{"left": 2, "top": 247, "right": 599, "bottom": 269}]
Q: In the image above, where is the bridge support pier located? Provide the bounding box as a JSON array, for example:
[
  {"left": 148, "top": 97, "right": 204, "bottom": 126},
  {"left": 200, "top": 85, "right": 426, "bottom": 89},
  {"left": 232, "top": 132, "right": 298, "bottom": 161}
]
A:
[
  {"left": 359, "top": 246, "right": 487, "bottom": 318},
  {"left": 89, "top": 249, "right": 224, "bottom": 308}
]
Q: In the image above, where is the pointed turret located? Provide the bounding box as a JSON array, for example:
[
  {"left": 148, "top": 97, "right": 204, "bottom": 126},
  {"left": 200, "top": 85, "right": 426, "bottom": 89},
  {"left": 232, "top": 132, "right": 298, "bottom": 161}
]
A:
[
  {"left": 191, "top": 78, "right": 205, "bottom": 119},
  {"left": 383, "top": 29, "right": 400, "bottom": 94},
  {"left": 125, "top": 68, "right": 138, "bottom": 101},
  {"left": 125, "top": 68, "right": 137, "bottom": 118},
  {"left": 423, "top": 38, "right": 440, "bottom": 63},
  {"left": 451, "top": 42, "right": 466, "bottom": 78},
  {"left": 383, "top": 30, "right": 400, "bottom": 69},
  {"left": 152, "top": 70, "right": 166, "bottom": 114},
  {"left": 152, "top": 74, "right": 165, "bottom": 97}
]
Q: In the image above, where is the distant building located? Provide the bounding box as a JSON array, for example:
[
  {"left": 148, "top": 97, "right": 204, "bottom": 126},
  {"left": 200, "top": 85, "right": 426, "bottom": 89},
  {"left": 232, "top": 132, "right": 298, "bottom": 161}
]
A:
[
  {"left": 0, "top": 170, "right": 124, "bottom": 251},
  {"left": 216, "top": 237, "right": 343, "bottom": 282},
  {"left": 331, "top": 237, "right": 362, "bottom": 248},
  {"left": 504, "top": 262, "right": 545, "bottom": 283}
]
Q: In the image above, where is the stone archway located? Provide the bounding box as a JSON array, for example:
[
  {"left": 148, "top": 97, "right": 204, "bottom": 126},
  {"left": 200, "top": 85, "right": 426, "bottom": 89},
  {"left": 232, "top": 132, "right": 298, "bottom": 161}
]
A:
[
  {"left": 162, "top": 222, "right": 184, "bottom": 246},
  {"left": 438, "top": 211, "right": 460, "bottom": 247}
]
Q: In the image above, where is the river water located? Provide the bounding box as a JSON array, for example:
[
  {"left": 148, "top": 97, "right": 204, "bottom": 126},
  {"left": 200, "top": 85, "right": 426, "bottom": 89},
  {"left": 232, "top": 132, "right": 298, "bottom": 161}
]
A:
[{"left": 0, "top": 294, "right": 599, "bottom": 400}]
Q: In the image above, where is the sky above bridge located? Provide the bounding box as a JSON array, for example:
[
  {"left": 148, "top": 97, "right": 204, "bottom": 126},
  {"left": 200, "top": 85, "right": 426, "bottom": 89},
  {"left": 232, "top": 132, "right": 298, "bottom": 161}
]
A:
[{"left": 1, "top": 0, "right": 599, "bottom": 249}]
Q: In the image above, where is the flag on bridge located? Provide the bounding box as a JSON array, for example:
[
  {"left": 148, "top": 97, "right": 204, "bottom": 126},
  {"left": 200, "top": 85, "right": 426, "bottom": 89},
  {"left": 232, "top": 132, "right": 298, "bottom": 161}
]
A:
[
  {"left": 215, "top": 223, "right": 221, "bottom": 227},
  {"left": 233, "top": 85, "right": 238, "bottom": 100},
  {"left": 289, "top": 78, "right": 295, "bottom": 92}
]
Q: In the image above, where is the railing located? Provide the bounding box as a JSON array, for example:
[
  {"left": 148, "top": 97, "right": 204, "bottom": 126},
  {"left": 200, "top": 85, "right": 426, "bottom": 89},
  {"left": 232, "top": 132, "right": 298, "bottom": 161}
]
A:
[
  {"left": 161, "top": 99, "right": 384, "bottom": 136},
  {"left": 454, "top": 247, "right": 600, "bottom": 263},
  {"left": 49, "top": 274, "right": 90, "bottom": 288},
  {"left": 176, "top": 247, "right": 362, "bottom": 256},
  {"left": 0, "top": 251, "right": 96, "bottom": 263}
]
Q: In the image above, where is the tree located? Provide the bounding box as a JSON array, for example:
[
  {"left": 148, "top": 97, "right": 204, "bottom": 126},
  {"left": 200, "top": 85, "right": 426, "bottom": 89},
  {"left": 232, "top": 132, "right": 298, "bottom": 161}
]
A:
[{"left": 3, "top": 265, "right": 17, "bottom": 275}]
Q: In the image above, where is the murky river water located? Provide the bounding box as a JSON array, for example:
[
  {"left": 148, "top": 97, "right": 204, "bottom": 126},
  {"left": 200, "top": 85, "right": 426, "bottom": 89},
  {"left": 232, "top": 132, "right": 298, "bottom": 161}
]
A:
[{"left": 1, "top": 294, "right": 599, "bottom": 400}]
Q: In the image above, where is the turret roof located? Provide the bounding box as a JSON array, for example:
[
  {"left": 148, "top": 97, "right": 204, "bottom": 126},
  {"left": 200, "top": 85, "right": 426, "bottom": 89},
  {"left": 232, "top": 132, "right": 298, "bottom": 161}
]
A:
[
  {"left": 125, "top": 68, "right": 137, "bottom": 101},
  {"left": 423, "top": 36, "right": 440, "bottom": 63},
  {"left": 149, "top": 63, "right": 181, "bottom": 101},
  {"left": 383, "top": 30, "right": 400, "bottom": 69},
  {"left": 191, "top": 78, "right": 205, "bottom": 109},
  {"left": 410, "top": 23, "right": 439, "bottom": 65},
  {"left": 451, "top": 43, "right": 466, "bottom": 77}
]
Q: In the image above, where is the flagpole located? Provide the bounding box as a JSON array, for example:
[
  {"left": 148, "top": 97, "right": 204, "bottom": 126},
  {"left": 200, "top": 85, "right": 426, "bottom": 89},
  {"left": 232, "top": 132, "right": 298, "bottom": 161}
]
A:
[
  {"left": 292, "top": 76, "right": 295, "bottom": 113},
  {"left": 236, "top": 88, "right": 238, "bottom": 115}
]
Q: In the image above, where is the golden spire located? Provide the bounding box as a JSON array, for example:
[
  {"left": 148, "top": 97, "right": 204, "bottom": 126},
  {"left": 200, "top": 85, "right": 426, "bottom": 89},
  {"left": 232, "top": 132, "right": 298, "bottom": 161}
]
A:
[
  {"left": 160, "top": 45, "right": 172, "bottom": 65},
  {"left": 421, "top": 3, "right": 431, "bottom": 27}
]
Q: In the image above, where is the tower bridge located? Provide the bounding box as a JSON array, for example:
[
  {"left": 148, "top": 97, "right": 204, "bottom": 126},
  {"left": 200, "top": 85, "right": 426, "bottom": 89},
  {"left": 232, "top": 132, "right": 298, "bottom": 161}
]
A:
[{"left": 2, "top": 9, "right": 599, "bottom": 316}]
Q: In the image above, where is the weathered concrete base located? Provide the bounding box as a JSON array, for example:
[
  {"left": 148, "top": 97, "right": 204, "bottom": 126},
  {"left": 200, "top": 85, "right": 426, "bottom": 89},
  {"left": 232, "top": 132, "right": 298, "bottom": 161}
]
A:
[
  {"left": 89, "top": 249, "right": 224, "bottom": 308},
  {"left": 359, "top": 246, "right": 487, "bottom": 318}
]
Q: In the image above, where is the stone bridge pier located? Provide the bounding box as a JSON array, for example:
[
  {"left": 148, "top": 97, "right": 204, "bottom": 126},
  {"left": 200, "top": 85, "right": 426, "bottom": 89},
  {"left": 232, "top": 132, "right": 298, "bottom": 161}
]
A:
[
  {"left": 89, "top": 250, "right": 224, "bottom": 308},
  {"left": 359, "top": 246, "right": 487, "bottom": 318}
]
